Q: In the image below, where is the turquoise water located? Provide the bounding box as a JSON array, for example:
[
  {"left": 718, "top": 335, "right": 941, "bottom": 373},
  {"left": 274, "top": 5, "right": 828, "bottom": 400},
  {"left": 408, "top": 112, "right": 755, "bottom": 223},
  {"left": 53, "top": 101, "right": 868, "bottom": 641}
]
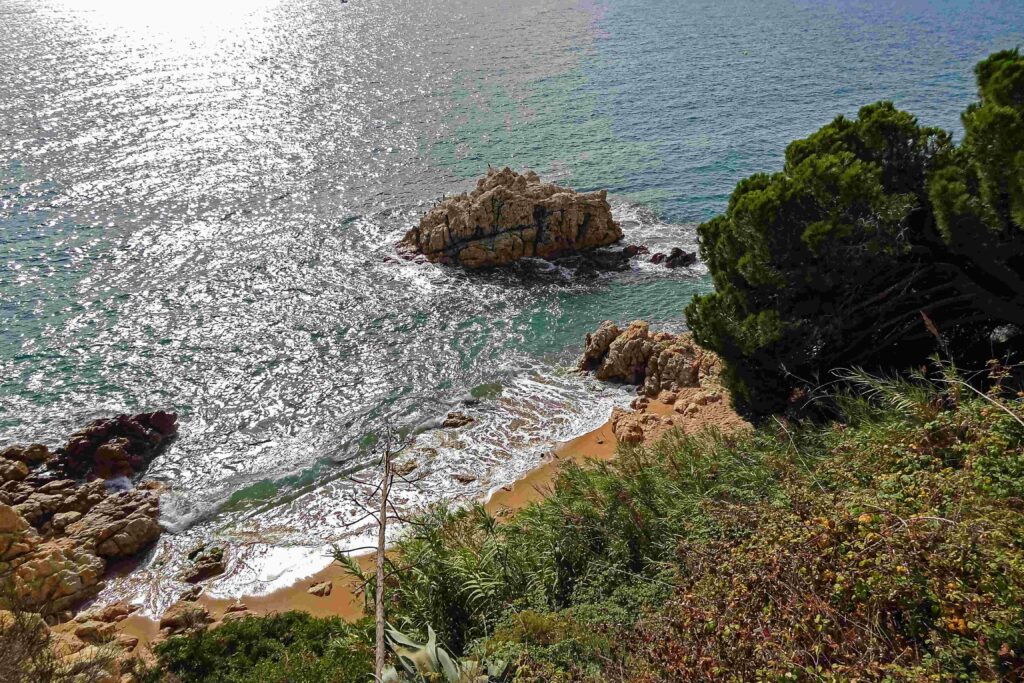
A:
[{"left": 1, "top": 0, "right": 1022, "bottom": 607}]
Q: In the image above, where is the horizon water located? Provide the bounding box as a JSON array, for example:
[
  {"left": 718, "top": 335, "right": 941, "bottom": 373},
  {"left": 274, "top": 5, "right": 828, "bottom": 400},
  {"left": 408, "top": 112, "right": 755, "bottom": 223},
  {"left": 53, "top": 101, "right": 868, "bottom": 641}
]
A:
[{"left": 2, "top": 0, "right": 1023, "bottom": 612}]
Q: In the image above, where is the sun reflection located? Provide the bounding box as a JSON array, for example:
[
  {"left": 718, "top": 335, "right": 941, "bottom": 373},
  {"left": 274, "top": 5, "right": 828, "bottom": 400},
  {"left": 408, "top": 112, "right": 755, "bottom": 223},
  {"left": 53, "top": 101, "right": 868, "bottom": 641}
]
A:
[{"left": 42, "top": 0, "right": 284, "bottom": 42}]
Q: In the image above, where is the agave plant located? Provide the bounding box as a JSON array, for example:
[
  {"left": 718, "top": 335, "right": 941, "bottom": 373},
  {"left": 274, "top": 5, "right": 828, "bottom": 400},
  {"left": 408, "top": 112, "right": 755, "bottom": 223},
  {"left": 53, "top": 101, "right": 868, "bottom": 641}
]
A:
[{"left": 381, "top": 625, "right": 510, "bottom": 683}]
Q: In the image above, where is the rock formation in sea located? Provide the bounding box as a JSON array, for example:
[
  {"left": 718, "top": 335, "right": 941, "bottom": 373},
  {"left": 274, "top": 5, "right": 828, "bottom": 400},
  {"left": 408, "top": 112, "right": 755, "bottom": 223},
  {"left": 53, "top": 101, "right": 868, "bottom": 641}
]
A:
[
  {"left": 0, "top": 412, "right": 176, "bottom": 620},
  {"left": 398, "top": 167, "right": 623, "bottom": 268}
]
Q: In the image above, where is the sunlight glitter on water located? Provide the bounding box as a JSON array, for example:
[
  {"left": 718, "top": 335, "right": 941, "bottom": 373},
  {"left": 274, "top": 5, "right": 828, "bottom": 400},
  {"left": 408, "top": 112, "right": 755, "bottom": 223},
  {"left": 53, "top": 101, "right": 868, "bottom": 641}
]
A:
[{"left": 4, "top": 0, "right": 1023, "bottom": 614}]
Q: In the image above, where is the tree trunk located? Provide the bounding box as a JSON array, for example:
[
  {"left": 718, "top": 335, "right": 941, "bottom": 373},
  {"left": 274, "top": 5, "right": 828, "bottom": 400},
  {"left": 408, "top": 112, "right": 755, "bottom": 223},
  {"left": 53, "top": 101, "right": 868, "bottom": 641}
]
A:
[{"left": 374, "top": 443, "right": 393, "bottom": 679}]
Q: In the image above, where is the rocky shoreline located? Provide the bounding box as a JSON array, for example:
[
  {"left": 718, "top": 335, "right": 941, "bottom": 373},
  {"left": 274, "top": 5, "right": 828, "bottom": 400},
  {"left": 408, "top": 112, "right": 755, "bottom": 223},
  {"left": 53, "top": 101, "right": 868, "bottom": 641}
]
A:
[
  {"left": 0, "top": 412, "right": 178, "bottom": 679},
  {"left": 0, "top": 318, "right": 748, "bottom": 680}
]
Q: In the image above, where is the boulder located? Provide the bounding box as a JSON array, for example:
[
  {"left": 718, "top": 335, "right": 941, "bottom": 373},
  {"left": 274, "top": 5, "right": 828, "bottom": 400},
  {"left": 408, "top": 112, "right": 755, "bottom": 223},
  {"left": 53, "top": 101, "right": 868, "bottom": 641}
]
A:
[
  {"left": 159, "top": 601, "right": 212, "bottom": 636},
  {"left": 398, "top": 168, "right": 622, "bottom": 268},
  {"left": 50, "top": 411, "right": 177, "bottom": 480},
  {"left": 1, "top": 444, "right": 51, "bottom": 466},
  {"left": 66, "top": 490, "right": 162, "bottom": 560},
  {"left": 74, "top": 602, "right": 138, "bottom": 624},
  {"left": 442, "top": 412, "right": 475, "bottom": 429},
  {"left": 74, "top": 619, "right": 117, "bottom": 643},
  {"left": 578, "top": 321, "right": 622, "bottom": 373},
  {"left": 0, "top": 458, "right": 29, "bottom": 482},
  {"left": 308, "top": 580, "right": 332, "bottom": 597},
  {"left": 0, "top": 413, "right": 174, "bottom": 621},
  {"left": 181, "top": 544, "right": 226, "bottom": 583},
  {"left": 0, "top": 503, "right": 37, "bottom": 561},
  {"left": 577, "top": 320, "right": 720, "bottom": 396},
  {"left": 5, "top": 537, "right": 105, "bottom": 612},
  {"left": 610, "top": 409, "right": 645, "bottom": 444},
  {"left": 663, "top": 247, "right": 698, "bottom": 269}
]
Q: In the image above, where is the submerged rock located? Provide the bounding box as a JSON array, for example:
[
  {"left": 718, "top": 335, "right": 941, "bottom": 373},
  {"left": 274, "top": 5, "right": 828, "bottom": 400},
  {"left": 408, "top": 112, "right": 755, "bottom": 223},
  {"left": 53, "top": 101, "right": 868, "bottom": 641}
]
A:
[
  {"left": 442, "top": 412, "right": 475, "bottom": 429},
  {"left": 398, "top": 167, "right": 622, "bottom": 268},
  {"left": 650, "top": 247, "right": 697, "bottom": 268}
]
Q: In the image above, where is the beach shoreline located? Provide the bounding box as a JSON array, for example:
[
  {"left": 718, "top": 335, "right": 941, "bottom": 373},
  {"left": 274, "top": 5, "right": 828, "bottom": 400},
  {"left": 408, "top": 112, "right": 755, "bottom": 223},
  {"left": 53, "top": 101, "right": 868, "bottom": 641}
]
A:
[{"left": 116, "top": 379, "right": 748, "bottom": 654}]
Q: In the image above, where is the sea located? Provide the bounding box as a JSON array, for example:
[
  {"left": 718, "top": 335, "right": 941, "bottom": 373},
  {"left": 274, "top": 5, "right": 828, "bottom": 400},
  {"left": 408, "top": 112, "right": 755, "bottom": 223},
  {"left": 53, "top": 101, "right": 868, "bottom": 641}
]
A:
[{"left": 2, "top": 0, "right": 1022, "bottom": 612}]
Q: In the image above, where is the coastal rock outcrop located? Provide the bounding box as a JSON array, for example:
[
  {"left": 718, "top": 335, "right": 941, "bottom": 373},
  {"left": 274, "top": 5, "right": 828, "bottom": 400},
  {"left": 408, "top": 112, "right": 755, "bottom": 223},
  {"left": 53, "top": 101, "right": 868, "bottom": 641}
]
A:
[
  {"left": 578, "top": 320, "right": 720, "bottom": 396},
  {"left": 50, "top": 410, "right": 178, "bottom": 480},
  {"left": 0, "top": 412, "right": 175, "bottom": 620},
  {"left": 159, "top": 600, "right": 212, "bottom": 637},
  {"left": 398, "top": 167, "right": 622, "bottom": 268}
]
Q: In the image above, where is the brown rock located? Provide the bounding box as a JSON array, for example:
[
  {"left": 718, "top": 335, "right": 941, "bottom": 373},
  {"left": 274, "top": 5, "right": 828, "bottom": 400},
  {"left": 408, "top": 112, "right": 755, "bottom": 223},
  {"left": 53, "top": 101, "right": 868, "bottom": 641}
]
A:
[
  {"left": 398, "top": 168, "right": 622, "bottom": 268},
  {"left": 0, "top": 503, "right": 37, "bottom": 562},
  {"left": 50, "top": 411, "right": 177, "bottom": 480},
  {"left": 159, "top": 601, "right": 212, "bottom": 635},
  {"left": 0, "top": 458, "right": 29, "bottom": 482},
  {"left": 452, "top": 473, "right": 476, "bottom": 484},
  {"left": 5, "top": 537, "right": 105, "bottom": 612},
  {"left": 225, "top": 602, "right": 248, "bottom": 613},
  {"left": 66, "top": 490, "right": 162, "bottom": 559},
  {"left": 578, "top": 321, "right": 621, "bottom": 372},
  {"left": 47, "top": 511, "right": 82, "bottom": 534},
  {"left": 114, "top": 633, "right": 139, "bottom": 652},
  {"left": 577, "top": 320, "right": 718, "bottom": 397},
  {"left": 1, "top": 444, "right": 51, "bottom": 466},
  {"left": 93, "top": 438, "right": 134, "bottom": 479},
  {"left": 182, "top": 545, "right": 226, "bottom": 583},
  {"left": 74, "top": 602, "right": 138, "bottom": 624},
  {"left": 610, "top": 409, "right": 645, "bottom": 444},
  {"left": 74, "top": 619, "right": 117, "bottom": 643},
  {"left": 308, "top": 580, "right": 333, "bottom": 597},
  {"left": 442, "top": 412, "right": 475, "bottom": 429}
]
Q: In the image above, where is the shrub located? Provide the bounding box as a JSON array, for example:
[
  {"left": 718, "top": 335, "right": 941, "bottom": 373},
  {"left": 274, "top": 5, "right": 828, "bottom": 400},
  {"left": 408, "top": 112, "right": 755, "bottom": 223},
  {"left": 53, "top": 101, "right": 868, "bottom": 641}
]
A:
[
  {"left": 146, "top": 611, "right": 373, "bottom": 682},
  {"left": 627, "top": 378, "right": 1024, "bottom": 681},
  {"left": 0, "top": 588, "right": 118, "bottom": 683},
  {"left": 382, "top": 369, "right": 1024, "bottom": 680},
  {"left": 686, "top": 51, "right": 1024, "bottom": 418}
]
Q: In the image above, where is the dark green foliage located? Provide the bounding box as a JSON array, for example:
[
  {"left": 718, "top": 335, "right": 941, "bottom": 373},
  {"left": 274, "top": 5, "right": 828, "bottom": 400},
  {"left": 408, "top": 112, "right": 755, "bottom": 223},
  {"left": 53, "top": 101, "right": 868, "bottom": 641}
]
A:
[
  {"left": 146, "top": 612, "right": 373, "bottom": 683},
  {"left": 687, "top": 52, "right": 1024, "bottom": 417},
  {"left": 929, "top": 50, "right": 1024, "bottom": 325}
]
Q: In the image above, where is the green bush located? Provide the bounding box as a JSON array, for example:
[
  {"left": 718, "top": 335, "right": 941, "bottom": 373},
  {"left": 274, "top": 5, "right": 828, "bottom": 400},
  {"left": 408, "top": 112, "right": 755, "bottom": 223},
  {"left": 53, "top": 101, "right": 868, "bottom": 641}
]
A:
[
  {"left": 146, "top": 611, "right": 373, "bottom": 682},
  {"left": 686, "top": 51, "right": 1024, "bottom": 418},
  {"left": 627, "top": 378, "right": 1024, "bottom": 681},
  {"left": 383, "top": 369, "right": 1024, "bottom": 680}
]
